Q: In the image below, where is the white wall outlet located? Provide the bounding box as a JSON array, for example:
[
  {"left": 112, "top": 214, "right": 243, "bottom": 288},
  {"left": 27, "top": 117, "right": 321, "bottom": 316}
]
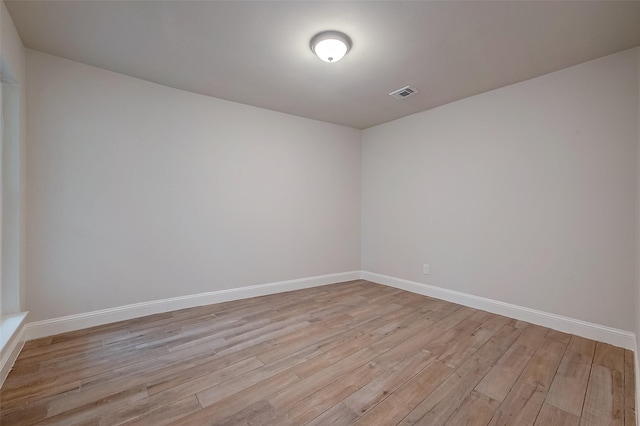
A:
[{"left": 423, "top": 264, "right": 430, "bottom": 275}]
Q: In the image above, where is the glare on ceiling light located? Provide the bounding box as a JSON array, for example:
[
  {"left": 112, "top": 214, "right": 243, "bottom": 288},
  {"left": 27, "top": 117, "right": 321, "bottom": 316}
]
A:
[{"left": 310, "top": 31, "right": 351, "bottom": 63}]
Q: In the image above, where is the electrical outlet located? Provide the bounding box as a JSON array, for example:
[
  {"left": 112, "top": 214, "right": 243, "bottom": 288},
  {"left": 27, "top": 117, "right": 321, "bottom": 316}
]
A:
[{"left": 423, "top": 264, "right": 430, "bottom": 275}]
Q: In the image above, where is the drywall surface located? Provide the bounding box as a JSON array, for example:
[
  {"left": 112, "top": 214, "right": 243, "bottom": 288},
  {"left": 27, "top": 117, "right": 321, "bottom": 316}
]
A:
[
  {"left": 362, "top": 48, "right": 639, "bottom": 331},
  {"left": 0, "top": 1, "right": 26, "bottom": 315},
  {"left": 637, "top": 49, "right": 640, "bottom": 345},
  {"left": 25, "top": 50, "right": 361, "bottom": 321},
  {"left": 0, "top": 2, "right": 24, "bottom": 83},
  {"left": 635, "top": 45, "right": 640, "bottom": 419}
]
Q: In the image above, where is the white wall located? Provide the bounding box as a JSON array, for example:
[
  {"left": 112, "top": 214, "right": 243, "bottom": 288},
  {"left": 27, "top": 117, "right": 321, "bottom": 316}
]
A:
[
  {"left": 0, "top": 1, "right": 26, "bottom": 315},
  {"left": 25, "top": 50, "right": 361, "bottom": 322},
  {"left": 22, "top": 43, "right": 640, "bottom": 336},
  {"left": 0, "top": 2, "right": 24, "bottom": 83},
  {"left": 363, "top": 48, "right": 639, "bottom": 331},
  {"left": 635, "top": 44, "right": 640, "bottom": 421}
]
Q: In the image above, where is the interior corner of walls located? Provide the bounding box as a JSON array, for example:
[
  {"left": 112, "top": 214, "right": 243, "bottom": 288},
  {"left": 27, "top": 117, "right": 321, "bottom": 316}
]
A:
[
  {"left": 25, "top": 52, "right": 363, "bottom": 325},
  {"left": 1, "top": 0, "right": 27, "bottom": 81}
]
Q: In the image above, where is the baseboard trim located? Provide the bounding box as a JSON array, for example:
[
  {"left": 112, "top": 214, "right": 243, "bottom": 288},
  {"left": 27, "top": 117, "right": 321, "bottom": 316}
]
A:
[
  {"left": 18, "top": 270, "right": 638, "bottom": 354},
  {"left": 362, "top": 271, "right": 636, "bottom": 350},
  {"left": 25, "top": 271, "right": 361, "bottom": 340},
  {"left": 1, "top": 312, "right": 28, "bottom": 387}
]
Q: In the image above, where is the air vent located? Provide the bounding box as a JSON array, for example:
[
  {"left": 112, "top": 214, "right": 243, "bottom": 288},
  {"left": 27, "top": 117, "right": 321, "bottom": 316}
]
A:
[{"left": 389, "top": 86, "right": 418, "bottom": 100}]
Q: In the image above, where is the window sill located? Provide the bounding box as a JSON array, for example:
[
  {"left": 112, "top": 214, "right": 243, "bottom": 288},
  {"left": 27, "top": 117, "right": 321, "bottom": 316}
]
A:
[{"left": 1, "top": 311, "right": 28, "bottom": 355}]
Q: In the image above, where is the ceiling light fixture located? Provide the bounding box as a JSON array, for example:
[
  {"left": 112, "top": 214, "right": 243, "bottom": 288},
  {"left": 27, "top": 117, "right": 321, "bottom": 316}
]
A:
[{"left": 310, "top": 31, "right": 351, "bottom": 63}]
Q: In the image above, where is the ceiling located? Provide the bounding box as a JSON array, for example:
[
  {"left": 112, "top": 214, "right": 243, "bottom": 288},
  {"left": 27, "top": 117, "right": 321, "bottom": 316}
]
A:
[{"left": 5, "top": 1, "right": 640, "bottom": 129}]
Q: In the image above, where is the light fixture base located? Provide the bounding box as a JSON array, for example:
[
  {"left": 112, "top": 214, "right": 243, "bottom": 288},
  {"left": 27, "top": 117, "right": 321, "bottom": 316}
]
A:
[{"left": 310, "top": 31, "right": 352, "bottom": 63}]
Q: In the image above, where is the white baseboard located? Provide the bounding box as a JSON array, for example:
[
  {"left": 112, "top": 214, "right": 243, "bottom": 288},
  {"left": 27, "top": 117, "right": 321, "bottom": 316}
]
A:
[
  {"left": 362, "top": 271, "right": 636, "bottom": 350},
  {"left": 17, "top": 269, "right": 639, "bottom": 361},
  {"left": 25, "top": 271, "right": 361, "bottom": 340},
  {"left": 1, "top": 312, "right": 28, "bottom": 387}
]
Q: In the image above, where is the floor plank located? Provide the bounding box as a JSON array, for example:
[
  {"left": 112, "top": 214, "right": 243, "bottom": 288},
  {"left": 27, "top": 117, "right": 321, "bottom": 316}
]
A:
[
  {"left": 624, "top": 349, "right": 636, "bottom": 426},
  {"left": 475, "top": 323, "right": 547, "bottom": 402},
  {"left": 0, "top": 280, "right": 633, "bottom": 425},
  {"left": 534, "top": 402, "right": 580, "bottom": 426},
  {"left": 581, "top": 364, "right": 624, "bottom": 425},
  {"left": 444, "top": 390, "right": 500, "bottom": 425},
  {"left": 488, "top": 382, "right": 548, "bottom": 426},
  {"left": 545, "top": 344, "right": 593, "bottom": 416}
]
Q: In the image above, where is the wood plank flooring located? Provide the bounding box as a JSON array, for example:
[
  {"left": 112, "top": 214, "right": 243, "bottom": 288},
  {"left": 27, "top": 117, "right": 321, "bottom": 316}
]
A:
[{"left": 0, "top": 280, "right": 635, "bottom": 425}]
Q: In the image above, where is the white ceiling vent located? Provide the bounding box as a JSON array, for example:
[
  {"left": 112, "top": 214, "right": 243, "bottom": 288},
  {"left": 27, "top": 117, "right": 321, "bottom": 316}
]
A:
[{"left": 389, "top": 86, "right": 418, "bottom": 100}]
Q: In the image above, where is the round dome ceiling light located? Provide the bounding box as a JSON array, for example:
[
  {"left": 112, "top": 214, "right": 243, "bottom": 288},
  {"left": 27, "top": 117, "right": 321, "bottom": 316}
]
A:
[{"left": 310, "top": 31, "right": 351, "bottom": 63}]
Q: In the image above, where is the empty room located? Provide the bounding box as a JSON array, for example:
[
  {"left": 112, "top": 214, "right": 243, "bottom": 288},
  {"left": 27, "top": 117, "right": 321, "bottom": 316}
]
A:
[{"left": 1, "top": 1, "right": 640, "bottom": 425}]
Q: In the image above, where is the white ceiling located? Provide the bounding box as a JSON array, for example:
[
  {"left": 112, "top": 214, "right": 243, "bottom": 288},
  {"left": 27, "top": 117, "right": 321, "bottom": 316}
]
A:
[{"left": 5, "top": 1, "right": 640, "bottom": 129}]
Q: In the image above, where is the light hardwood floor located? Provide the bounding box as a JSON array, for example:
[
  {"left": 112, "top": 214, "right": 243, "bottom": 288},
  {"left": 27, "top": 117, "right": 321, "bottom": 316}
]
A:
[{"left": 0, "top": 280, "right": 635, "bottom": 425}]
